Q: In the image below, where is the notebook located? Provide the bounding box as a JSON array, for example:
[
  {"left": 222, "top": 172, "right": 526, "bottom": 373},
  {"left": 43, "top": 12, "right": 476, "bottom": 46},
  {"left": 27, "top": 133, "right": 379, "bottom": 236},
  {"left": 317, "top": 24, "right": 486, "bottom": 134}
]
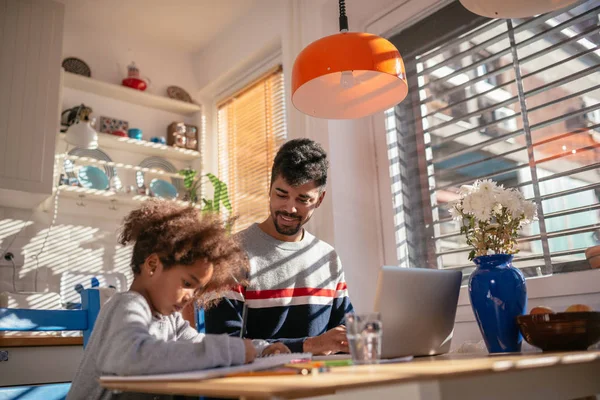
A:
[{"left": 99, "top": 353, "right": 312, "bottom": 382}]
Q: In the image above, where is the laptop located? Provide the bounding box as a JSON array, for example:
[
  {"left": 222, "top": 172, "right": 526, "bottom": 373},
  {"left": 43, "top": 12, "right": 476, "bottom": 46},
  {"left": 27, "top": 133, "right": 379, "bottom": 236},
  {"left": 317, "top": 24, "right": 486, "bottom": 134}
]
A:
[{"left": 374, "top": 266, "right": 462, "bottom": 358}]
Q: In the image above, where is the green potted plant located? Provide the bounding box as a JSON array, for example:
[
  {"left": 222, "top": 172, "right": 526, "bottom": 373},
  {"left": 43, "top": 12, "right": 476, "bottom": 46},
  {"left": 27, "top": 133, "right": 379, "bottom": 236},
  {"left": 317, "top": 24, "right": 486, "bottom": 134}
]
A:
[{"left": 178, "top": 168, "right": 232, "bottom": 214}]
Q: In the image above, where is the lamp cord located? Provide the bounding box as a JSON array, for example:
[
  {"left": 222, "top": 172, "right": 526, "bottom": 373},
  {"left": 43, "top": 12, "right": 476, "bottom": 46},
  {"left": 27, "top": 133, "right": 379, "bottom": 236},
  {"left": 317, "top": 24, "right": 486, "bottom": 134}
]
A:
[
  {"left": 339, "top": 0, "right": 348, "bottom": 32},
  {"left": 30, "top": 143, "right": 67, "bottom": 292},
  {"left": 11, "top": 258, "right": 17, "bottom": 293}
]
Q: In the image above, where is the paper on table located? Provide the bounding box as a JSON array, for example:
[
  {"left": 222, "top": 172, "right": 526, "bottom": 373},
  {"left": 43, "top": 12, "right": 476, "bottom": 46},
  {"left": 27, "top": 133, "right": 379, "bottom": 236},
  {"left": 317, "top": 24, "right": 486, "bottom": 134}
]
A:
[
  {"left": 99, "top": 353, "right": 312, "bottom": 382},
  {"left": 313, "top": 354, "right": 413, "bottom": 363}
]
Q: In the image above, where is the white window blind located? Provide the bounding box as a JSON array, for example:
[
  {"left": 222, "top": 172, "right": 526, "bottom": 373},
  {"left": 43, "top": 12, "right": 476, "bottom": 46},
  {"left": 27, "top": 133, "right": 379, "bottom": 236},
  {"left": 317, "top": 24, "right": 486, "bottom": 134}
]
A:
[
  {"left": 217, "top": 66, "right": 287, "bottom": 233},
  {"left": 385, "top": 0, "right": 600, "bottom": 281}
]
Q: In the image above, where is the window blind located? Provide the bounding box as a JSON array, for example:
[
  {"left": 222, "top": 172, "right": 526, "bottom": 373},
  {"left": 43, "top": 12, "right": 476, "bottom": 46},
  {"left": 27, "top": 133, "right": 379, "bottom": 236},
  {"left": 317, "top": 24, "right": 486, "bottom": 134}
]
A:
[
  {"left": 385, "top": 0, "right": 600, "bottom": 281},
  {"left": 217, "top": 66, "right": 287, "bottom": 233}
]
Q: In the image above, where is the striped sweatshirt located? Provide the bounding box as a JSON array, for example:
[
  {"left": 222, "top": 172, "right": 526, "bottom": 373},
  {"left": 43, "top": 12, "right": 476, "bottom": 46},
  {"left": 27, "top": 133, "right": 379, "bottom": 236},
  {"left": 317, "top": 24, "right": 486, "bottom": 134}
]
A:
[{"left": 205, "top": 223, "right": 353, "bottom": 353}]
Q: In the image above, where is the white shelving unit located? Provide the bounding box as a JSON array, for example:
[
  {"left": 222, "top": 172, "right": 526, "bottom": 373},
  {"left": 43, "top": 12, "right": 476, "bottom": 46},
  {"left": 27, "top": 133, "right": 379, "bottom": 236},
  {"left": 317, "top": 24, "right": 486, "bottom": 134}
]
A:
[
  {"left": 56, "top": 71, "right": 205, "bottom": 215},
  {"left": 63, "top": 72, "right": 201, "bottom": 116}
]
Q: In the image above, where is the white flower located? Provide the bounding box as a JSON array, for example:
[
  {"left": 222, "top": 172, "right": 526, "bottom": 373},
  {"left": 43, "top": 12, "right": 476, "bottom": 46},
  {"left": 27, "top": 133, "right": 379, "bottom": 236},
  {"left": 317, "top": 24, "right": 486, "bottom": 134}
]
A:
[
  {"left": 497, "top": 189, "right": 522, "bottom": 219},
  {"left": 457, "top": 179, "right": 536, "bottom": 260},
  {"left": 522, "top": 200, "right": 538, "bottom": 222},
  {"left": 461, "top": 194, "right": 475, "bottom": 215},
  {"left": 449, "top": 204, "right": 462, "bottom": 220},
  {"left": 459, "top": 185, "right": 474, "bottom": 196},
  {"left": 468, "top": 192, "right": 492, "bottom": 222},
  {"left": 477, "top": 179, "right": 497, "bottom": 195},
  {"left": 492, "top": 202, "right": 503, "bottom": 214}
]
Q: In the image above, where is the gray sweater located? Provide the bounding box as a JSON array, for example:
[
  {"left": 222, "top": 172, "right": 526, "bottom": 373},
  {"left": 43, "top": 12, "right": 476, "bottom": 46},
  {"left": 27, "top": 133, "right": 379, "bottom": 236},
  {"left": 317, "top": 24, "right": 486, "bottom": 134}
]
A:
[{"left": 66, "top": 291, "right": 249, "bottom": 400}]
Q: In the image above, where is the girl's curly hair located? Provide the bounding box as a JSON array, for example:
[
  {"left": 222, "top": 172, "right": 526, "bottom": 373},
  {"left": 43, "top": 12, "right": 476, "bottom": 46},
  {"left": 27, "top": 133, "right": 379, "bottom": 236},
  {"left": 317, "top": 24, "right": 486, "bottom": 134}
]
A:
[{"left": 118, "top": 200, "right": 248, "bottom": 308}]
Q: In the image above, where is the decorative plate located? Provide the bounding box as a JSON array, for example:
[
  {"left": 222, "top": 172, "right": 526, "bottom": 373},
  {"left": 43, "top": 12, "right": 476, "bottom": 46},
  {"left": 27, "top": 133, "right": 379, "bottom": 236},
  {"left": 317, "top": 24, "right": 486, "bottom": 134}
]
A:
[
  {"left": 78, "top": 166, "right": 109, "bottom": 190},
  {"left": 68, "top": 147, "right": 116, "bottom": 178},
  {"left": 62, "top": 57, "right": 91, "bottom": 77},
  {"left": 149, "top": 179, "right": 178, "bottom": 200},
  {"left": 138, "top": 156, "right": 185, "bottom": 193},
  {"left": 167, "top": 86, "right": 193, "bottom": 103}
]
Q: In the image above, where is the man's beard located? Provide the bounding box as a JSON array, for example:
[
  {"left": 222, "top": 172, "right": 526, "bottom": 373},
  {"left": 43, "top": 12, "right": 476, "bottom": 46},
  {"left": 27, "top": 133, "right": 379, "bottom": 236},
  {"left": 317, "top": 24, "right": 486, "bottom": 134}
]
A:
[{"left": 272, "top": 211, "right": 305, "bottom": 236}]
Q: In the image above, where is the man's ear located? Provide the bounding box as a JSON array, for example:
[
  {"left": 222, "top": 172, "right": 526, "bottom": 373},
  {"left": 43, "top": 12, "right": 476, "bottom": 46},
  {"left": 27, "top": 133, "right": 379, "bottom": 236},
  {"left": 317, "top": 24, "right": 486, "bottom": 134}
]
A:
[
  {"left": 316, "top": 190, "right": 326, "bottom": 208},
  {"left": 142, "top": 253, "right": 162, "bottom": 277}
]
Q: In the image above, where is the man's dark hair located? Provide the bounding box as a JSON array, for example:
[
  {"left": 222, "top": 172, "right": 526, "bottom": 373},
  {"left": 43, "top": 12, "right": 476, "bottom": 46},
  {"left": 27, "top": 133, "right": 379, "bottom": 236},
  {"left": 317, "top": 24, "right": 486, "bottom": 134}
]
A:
[{"left": 270, "top": 138, "right": 329, "bottom": 188}]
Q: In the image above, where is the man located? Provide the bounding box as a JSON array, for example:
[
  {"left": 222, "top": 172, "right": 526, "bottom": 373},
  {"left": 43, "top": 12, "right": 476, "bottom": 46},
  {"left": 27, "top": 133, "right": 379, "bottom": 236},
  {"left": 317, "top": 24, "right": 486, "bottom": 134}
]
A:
[{"left": 205, "top": 138, "right": 353, "bottom": 355}]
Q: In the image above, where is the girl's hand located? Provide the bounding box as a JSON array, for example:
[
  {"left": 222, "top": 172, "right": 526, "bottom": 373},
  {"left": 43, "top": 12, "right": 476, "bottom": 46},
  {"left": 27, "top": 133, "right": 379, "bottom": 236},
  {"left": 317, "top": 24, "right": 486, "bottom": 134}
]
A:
[{"left": 243, "top": 339, "right": 257, "bottom": 363}]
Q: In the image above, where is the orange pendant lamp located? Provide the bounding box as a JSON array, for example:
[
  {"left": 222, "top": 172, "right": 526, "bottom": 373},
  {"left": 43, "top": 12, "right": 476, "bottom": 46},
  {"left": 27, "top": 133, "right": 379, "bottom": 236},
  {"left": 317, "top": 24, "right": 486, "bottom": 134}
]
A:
[{"left": 292, "top": 0, "right": 408, "bottom": 120}]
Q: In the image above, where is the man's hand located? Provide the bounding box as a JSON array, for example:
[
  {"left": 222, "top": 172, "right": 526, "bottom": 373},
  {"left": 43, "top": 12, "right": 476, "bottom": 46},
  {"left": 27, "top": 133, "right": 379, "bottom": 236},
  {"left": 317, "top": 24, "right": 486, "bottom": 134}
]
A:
[
  {"left": 243, "top": 339, "right": 257, "bottom": 364},
  {"left": 262, "top": 342, "right": 291, "bottom": 356},
  {"left": 303, "top": 325, "right": 349, "bottom": 355}
]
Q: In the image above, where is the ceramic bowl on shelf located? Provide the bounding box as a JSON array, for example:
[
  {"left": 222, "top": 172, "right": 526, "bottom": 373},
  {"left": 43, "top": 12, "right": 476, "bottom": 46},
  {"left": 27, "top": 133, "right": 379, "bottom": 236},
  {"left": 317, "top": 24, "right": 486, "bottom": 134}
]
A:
[
  {"left": 111, "top": 130, "right": 128, "bottom": 137},
  {"left": 128, "top": 128, "right": 143, "bottom": 140},
  {"left": 149, "top": 179, "right": 178, "bottom": 200},
  {"left": 517, "top": 312, "right": 600, "bottom": 352},
  {"left": 77, "top": 166, "right": 109, "bottom": 190},
  {"left": 150, "top": 136, "right": 166, "bottom": 145}
]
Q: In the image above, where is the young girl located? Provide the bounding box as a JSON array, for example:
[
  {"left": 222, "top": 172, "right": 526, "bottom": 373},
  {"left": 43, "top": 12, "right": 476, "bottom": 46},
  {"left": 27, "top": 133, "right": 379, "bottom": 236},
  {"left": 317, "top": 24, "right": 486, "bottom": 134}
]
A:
[{"left": 67, "top": 201, "right": 289, "bottom": 400}]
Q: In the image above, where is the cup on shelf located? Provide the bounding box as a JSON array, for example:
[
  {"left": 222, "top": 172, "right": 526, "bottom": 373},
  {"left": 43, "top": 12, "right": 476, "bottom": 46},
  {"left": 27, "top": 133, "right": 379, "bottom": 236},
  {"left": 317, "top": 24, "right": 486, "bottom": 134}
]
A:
[
  {"left": 174, "top": 134, "right": 186, "bottom": 147},
  {"left": 127, "top": 128, "right": 143, "bottom": 140}
]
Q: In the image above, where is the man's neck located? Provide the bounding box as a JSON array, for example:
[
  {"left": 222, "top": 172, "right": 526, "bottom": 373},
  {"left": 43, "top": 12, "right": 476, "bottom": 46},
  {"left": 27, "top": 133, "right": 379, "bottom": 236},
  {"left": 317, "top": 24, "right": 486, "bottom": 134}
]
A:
[{"left": 258, "top": 219, "right": 304, "bottom": 242}]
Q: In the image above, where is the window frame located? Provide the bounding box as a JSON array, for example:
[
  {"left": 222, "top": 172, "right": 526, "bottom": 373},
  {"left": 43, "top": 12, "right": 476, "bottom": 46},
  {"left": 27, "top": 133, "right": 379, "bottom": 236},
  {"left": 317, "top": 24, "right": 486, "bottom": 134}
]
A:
[{"left": 366, "top": 0, "right": 599, "bottom": 293}]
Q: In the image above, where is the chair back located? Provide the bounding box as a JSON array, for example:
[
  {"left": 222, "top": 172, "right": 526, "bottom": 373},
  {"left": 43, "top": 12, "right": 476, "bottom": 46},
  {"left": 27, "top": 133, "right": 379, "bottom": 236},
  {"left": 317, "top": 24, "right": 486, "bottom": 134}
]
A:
[{"left": 0, "top": 289, "right": 101, "bottom": 347}]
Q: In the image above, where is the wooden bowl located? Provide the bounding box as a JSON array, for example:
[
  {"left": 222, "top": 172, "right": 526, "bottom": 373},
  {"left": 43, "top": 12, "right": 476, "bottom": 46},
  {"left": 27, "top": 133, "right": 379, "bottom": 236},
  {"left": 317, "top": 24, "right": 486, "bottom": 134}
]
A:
[{"left": 517, "top": 312, "right": 600, "bottom": 352}]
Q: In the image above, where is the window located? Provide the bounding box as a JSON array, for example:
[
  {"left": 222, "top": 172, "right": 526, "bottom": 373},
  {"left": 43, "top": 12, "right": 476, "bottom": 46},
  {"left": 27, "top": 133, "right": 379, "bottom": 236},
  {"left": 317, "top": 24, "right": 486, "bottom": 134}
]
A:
[
  {"left": 217, "top": 66, "right": 287, "bottom": 232},
  {"left": 385, "top": 1, "right": 600, "bottom": 282}
]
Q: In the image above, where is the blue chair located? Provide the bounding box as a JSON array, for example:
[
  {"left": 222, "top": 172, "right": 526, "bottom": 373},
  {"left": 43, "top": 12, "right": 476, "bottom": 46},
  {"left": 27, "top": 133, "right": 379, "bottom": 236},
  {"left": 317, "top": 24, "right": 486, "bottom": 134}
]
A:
[
  {"left": 0, "top": 289, "right": 102, "bottom": 400},
  {"left": 0, "top": 289, "right": 101, "bottom": 347}
]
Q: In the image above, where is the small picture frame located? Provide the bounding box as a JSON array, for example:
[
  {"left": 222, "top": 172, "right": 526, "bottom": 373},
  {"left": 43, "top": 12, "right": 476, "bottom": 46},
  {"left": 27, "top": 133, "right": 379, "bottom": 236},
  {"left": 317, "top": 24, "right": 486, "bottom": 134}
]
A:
[{"left": 98, "top": 116, "right": 129, "bottom": 134}]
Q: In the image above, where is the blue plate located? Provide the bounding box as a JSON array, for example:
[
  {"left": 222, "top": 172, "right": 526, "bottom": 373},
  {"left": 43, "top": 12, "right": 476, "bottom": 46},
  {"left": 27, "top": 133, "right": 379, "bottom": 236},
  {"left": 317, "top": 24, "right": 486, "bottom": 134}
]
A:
[
  {"left": 78, "top": 166, "right": 109, "bottom": 190},
  {"left": 149, "top": 179, "right": 178, "bottom": 200}
]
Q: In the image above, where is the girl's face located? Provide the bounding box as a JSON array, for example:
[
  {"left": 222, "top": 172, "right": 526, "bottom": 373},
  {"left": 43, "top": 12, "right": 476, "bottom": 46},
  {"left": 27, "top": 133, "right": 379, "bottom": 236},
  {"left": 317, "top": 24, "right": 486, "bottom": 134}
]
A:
[{"left": 142, "top": 255, "right": 214, "bottom": 315}]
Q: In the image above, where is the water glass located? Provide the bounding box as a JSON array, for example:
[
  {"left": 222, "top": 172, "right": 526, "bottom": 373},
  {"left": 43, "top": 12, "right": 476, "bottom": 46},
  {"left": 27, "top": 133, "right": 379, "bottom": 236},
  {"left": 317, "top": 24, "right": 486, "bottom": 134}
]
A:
[{"left": 345, "top": 312, "right": 383, "bottom": 364}]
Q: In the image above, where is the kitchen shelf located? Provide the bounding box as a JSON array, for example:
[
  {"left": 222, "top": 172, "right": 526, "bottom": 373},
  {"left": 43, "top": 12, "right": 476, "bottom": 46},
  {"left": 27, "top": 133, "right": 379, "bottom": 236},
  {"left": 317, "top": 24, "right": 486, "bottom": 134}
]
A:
[
  {"left": 63, "top": 72, "right": 201, "bottom": 116},
  {"left": 56, "top": 185, "right": 200, "bottom": 209},
  {"left": 58, "top": 132, "right": 201, "bottom": 161},
  {"left": 58, "top": 154, "right": 186, "bottom": 179}
]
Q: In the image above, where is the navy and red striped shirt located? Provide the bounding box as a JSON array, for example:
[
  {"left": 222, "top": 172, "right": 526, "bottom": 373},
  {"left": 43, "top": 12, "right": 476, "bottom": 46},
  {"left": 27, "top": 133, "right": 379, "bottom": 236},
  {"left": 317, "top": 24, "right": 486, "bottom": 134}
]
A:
[{"left": 205, "top": 223, "right": 353, "bottom": 352}]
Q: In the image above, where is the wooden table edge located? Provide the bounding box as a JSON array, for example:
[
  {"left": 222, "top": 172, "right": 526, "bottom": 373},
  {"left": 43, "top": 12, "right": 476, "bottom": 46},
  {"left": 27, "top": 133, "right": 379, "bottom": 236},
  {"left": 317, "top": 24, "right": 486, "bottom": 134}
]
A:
[
  {"left": 0, "top": 335, "right": 84, "bottom": 347},
  {"left": 99, "top": 351, "right": 600, "bottom": 399}
]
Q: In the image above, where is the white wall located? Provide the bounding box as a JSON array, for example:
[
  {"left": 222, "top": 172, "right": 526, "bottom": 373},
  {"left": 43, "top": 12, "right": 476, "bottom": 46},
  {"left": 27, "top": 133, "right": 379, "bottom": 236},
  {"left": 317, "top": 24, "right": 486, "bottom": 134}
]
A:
[{"left": 62, "top": 24, "right": 199, "bottom": 101}]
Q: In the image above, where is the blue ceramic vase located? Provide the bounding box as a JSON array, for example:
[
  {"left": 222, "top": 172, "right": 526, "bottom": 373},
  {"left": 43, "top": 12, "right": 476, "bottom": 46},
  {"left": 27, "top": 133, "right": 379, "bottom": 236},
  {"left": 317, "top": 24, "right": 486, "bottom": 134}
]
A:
[{"left": 469, "top": 254, "right": 527, "bottom": 353}]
